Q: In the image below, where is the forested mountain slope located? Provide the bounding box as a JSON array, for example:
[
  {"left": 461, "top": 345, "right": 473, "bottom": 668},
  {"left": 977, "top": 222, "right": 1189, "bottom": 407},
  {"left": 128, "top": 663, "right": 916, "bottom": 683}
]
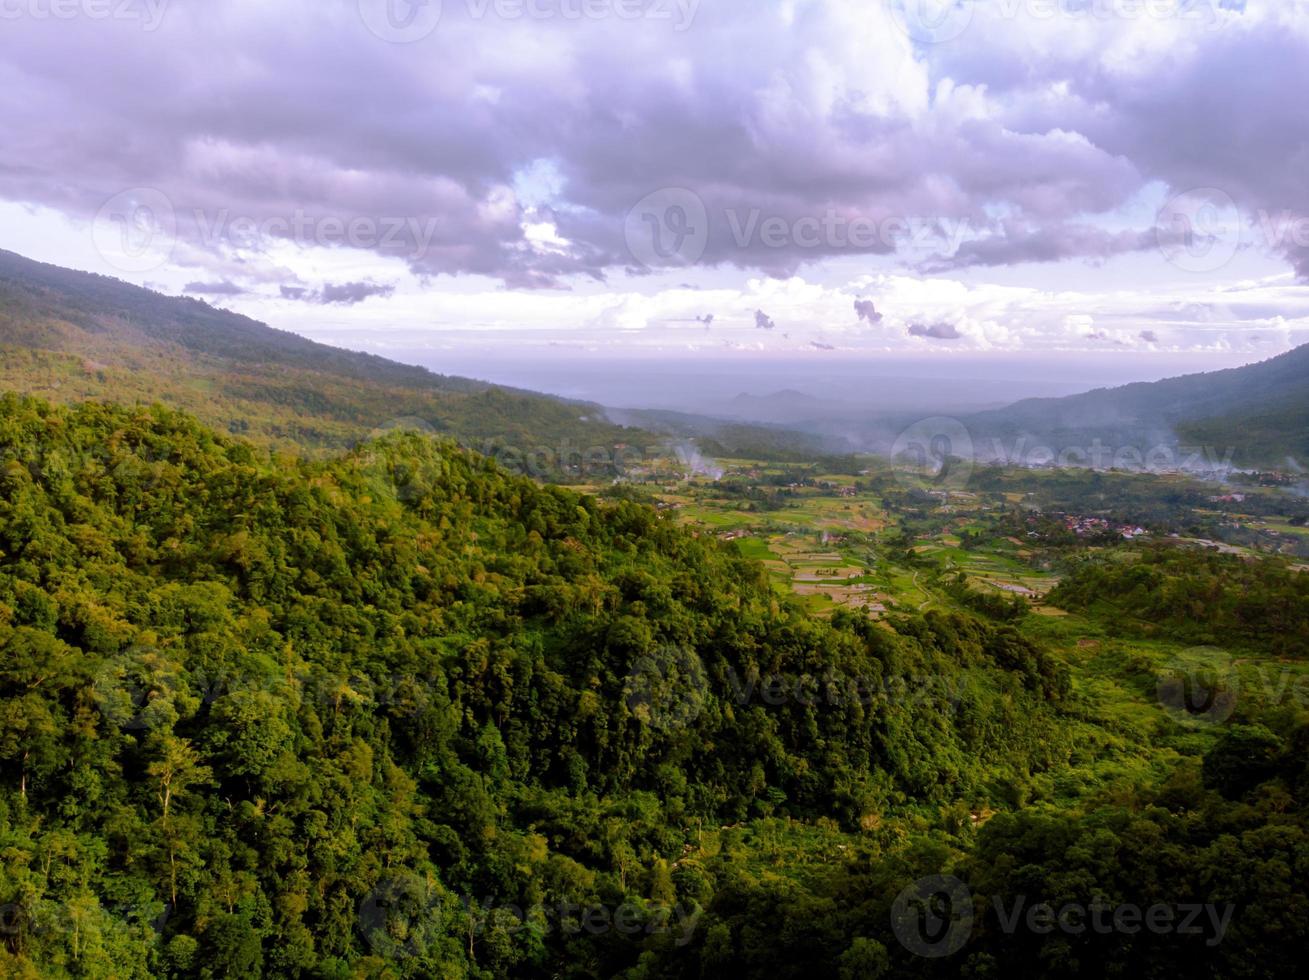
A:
[
  {"left": 0, "top": 395, "right": 1075, "bottom": 977},
  {"left": 0, "top": 249, "right": 644, "bottom": 464},
  {"left": 967, "top": 343, "right": 1309, "bottom": 466}
]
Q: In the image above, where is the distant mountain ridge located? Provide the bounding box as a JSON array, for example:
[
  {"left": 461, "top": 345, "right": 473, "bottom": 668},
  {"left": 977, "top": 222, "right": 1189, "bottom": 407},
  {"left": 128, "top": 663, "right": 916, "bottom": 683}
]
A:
[
  {"left": 0, "top": 248, "right": 648, "bottom": 467},
  {"left": 5, "top": 247, "right": 1305, "bottom": 471},
  {"left": 966, "top": 343, "right": 1309, "bottom": 467},
  {"left": 0, "top": 249, "right": 486, "bottom": 392}
]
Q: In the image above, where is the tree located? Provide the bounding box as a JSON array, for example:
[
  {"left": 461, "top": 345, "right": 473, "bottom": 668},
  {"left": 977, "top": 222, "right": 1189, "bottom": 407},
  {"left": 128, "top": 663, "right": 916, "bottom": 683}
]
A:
[
  {"left": 1203, "top": 724, "right": 1283, "bottom": 798},
  {"left": 146, "top": 735, "right": 211, "bottom": 822}
]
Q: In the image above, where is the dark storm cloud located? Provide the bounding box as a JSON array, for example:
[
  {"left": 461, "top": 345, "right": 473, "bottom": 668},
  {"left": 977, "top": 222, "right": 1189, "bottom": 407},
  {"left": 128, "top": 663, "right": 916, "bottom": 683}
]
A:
[
  {"left": 908, "top": 321, "right": 961, "bottom": 341},
  {"left": 0, "top": 2, "right": 1303, "bottom": 286}
]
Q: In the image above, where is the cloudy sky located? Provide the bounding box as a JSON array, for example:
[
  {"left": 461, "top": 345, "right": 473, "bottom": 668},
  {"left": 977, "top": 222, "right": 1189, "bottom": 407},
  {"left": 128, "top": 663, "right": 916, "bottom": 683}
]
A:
[{"left": 2, "top": 0, "right": 1307, "bottom": 380}]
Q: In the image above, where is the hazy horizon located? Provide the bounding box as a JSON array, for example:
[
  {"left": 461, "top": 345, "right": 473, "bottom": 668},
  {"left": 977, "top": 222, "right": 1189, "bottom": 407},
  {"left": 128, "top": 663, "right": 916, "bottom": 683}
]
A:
[{"left": 294, "top": 339, "right": 1281, "bottom": 417}]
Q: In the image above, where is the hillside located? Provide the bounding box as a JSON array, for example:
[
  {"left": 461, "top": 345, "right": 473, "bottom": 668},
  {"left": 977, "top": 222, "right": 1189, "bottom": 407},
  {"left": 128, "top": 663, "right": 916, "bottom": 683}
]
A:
[
  {"left": 0, "top": 249, "right": 648, "bottom": 469},
  {"left": 967, "top": 343, "right": 1309, "bottom": 467},
  {"left": 0, "top": 395, "right": 1081, "bottom": 977},
  {"left": 2, "top": 396, "right": 1307, "bottom": 978}
]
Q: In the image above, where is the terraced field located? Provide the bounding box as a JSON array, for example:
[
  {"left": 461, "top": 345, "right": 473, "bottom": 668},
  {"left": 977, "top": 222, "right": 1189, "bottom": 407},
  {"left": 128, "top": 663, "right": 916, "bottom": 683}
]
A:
[{"left": 656, "top": 463, "right": 1048, "bottom": 617}]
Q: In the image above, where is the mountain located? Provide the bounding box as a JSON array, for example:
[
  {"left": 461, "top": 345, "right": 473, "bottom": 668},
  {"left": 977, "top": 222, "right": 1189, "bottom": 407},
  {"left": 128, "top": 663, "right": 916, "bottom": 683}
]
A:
[
  {"left": 0, "top": 393, "right": 1073, "bottom": 976},
  {"left": 967, "top": 343, "right": 1309, "bottom": 468},
  {"left": 724, "top": 389, "right": 831, "bottom": 424},
  {"left": 0, "top": 248, "right": 649, "bottom": 471}
]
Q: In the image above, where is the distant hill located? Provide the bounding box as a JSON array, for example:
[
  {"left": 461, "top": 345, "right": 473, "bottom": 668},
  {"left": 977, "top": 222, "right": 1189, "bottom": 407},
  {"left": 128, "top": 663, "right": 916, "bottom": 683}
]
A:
[
  {"left": 0, "top": 249, "right": 650, "bottom": 470},
  {"left": 967, "top": 344, "right": 1309, "bottom": 468},
  {"left": 611, "top": 406, "right": 839, "bottom": 462},
  {"left": 726, "top": 389, "right": 828, "bottom": 422}
]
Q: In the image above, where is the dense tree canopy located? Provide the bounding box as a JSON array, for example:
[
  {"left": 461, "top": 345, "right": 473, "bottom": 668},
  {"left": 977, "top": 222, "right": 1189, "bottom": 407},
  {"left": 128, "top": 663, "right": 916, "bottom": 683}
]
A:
[
  {"left": 1049, "top": 546, "right": 1309, "bottom": 657},
  {"left": 0, "top": 396, "right": 1085, "bottom": 977}
]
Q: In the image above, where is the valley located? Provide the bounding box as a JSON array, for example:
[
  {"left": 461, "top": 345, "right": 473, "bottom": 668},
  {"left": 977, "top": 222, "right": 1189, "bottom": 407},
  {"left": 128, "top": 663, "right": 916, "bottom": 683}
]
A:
[
  {"left": 5, "top": 4, "right": 1309, "bottom": 975},
  {"left": 3, "top": 256, "right": 1309, "bottom": 978}
]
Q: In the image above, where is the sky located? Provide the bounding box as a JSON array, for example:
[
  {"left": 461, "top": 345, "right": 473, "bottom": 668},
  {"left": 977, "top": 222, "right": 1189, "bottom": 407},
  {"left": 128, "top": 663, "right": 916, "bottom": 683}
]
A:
[{"left": 1, "top": 0, "right": 1308, "bottom": 395}]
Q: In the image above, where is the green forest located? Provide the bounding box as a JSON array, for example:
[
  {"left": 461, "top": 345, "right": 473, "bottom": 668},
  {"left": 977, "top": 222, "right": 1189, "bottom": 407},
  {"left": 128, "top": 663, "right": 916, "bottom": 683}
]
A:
[
  {"left": 1049, "top": 546, "right": 1309, "bottom": 656},
  {"left": 6, "top": 3, "right": 1309, "bottom": 975},
  {"left": 0, "top": 395, "right": 1306, "bottom": 978}
]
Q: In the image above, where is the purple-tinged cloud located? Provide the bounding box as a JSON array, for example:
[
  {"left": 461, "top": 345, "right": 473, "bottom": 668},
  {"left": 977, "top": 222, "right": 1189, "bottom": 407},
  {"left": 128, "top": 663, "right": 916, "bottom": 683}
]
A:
[
  {"left": 946, "top": 9, "right": 1309, "bottom": 281},
  {"left": 184, "top": 280, "right": 244, "bottom": 296},
  {"left": 930, "top": 224, "right": 1165, "bottom": 272},
  {"left": 0, "top": 1, "right": 1305, "bottom": 289},
  {"left": 280, "top": 281, "right": 395, "bottom": 305},
  {"left": 908, "top": 321, "right": 962, "bottom": 341},
  {"left": 319, "top": 281, "right": 395, "bottom": 305},
  {"left": 755, "top": 310, "right": 776, "bottom": 331},
  {"left": 0, "top": 2, "right": 1199, "bottom": 286},
  {"left": 854, "top": 299, "right": 883, "bottom": 325}
]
